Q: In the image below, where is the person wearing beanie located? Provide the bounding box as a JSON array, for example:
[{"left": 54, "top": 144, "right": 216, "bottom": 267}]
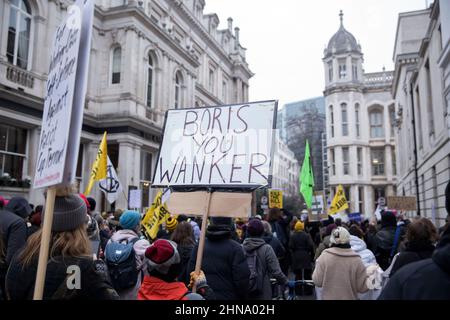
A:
[
  {"left": 138, "top": 239, "right": 214, "bottom": 300},
  {"left": 187, "top": 216, "right": 250, "bottom": 300},
  {"left": 5, "top": 192, "right": 119, "bottom": 300},
  {"left": 0, "top": 196, "right": 32, "bottom": 298},
  {"left": 289, "top": 220, "right": 315, "bottom": 296},
  {"left": 372, "top": 210, "right": 398, "bottom": 270},
  {"left": 314, "top": 223, "right": 337, "bottom": 260},
  {"left": 242, "top": 218, "right": 289, "bottom": 300},
  {"left": 313, "top": 227, "right": 368, "bottom": 300},
  {"left": 157, "top": 216, "right": 178, "bottom": 240},
  {"left": 106, "top": 210, "right": 150, "bottom": 300}
]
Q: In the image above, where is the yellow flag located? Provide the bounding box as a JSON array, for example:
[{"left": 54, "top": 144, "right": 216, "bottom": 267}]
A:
[
  {"left": 141, "top": 191, "right": 170, "bottom": 239},
  {"left": 84, "top": 132, "right": 108, "bottom": 195},
  {"left": 329, "top": 185, "right": 349, "bottom": 215}
]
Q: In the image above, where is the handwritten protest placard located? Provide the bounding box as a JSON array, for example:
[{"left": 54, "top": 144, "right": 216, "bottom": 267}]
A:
[
  {"left": 269, "top": 189, "right": 283, "bottom": 208},
  {"left": 129, "top": 189, "right": 142, "bottom": 209},
  {"left": 387, "top": 196, "right": 417, "bottom": 211},
  {"left": 152, "top": 101, "right": 277, "bottom": 188}
]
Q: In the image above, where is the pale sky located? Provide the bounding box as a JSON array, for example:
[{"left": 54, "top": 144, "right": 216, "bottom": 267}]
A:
[{"left": 204, "top": 0, "right": 430, "bottom": 107}]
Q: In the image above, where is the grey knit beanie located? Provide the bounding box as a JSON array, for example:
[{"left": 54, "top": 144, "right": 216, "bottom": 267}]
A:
[{"left": 42, "top": 195, "right": 88, "bottom": 232}]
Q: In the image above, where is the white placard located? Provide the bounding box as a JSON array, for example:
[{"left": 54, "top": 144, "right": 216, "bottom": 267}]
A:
[
  {"left": 152, "top": 101, "right": 277, "bottom": 187},
  {"left": 33, "top": 0, "right": 94, "bottom": 188},
  {"left": 129, "top": 189, "right": 142, "bottom": 209}
]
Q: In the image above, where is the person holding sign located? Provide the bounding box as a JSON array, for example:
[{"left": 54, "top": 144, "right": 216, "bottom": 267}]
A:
[{"left": 5, "top": 189, "right": 119, "bottom": 300}]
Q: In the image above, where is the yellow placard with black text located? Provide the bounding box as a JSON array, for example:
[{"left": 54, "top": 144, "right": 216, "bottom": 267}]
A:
[{"left": 269, "top": 189, "right": 283, "bottom": 209}]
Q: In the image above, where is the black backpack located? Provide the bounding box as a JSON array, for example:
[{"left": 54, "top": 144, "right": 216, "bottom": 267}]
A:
[
  {"left": 244, "top": 246, "right": 265, "bottom": 296},
  {"left": 105, "top": 237, "right": 139, "bottom": 292}
]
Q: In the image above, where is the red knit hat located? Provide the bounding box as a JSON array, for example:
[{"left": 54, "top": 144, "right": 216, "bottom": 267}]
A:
[
  {"left": 79, "top": 194, "right": 91, "bottom": 211},
  {"left": 145, "top": 239, "right": 180, "bottom": 274}
]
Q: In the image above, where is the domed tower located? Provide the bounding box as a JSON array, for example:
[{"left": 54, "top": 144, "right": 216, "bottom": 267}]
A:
[{"left": 323, "top": 10, "right": 363, "bottom": 89}]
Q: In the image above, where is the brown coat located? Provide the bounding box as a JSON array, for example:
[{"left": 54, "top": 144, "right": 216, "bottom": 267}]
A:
[{"left": 312, "top": 247, "right": 368, "bottom": 300}]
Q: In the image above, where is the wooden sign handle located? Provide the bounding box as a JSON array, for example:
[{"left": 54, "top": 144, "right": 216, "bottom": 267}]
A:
[
  {"left": 33, "top": 187, "right": 57, "bottom": 300},
  {"left": 192, "top": 190, "right": 213, "bottom": 293}
]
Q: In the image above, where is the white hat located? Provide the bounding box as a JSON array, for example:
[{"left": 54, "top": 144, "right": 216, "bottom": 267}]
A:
[{"left": 330, "top": 227, "right": 351, "bottom": 245}]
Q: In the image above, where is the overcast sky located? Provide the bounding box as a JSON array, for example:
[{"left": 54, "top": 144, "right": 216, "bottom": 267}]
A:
[{"left": 204, "top": 0, "right": 430, "bottom": 107}]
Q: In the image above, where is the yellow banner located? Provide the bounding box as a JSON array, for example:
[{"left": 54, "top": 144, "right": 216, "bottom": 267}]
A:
[
  {"left": 84, "top": 131, "right": 108, "bottom": 195},
  {"left": 141, "top": 191, "right": 170, "bottom": 239},
  {"left": 269, "top": 189, "right": 283, "bottom": 209},
  {"left": 329, "top": 185, "right": 349, "bottom": 215}
]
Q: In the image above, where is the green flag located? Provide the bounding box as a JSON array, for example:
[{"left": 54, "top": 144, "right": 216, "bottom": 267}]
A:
[{"left": 299, "top": 140, "right": 315, "bottom": 208}]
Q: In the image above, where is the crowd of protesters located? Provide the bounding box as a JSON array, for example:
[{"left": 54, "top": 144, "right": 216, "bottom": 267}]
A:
[{"left": 0, "top": 180, "right": 449, "bottom": 300}]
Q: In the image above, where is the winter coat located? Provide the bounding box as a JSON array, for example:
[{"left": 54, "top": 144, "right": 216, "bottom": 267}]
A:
[
  {"left": 177, "top": 243, "right": 195, "bottom": 284},
  {"left": 312, "top": 247, "right": 368, "bottom": 300},
  {"left": 350, "top": 236, "right": 377, "bottom": 267},
  {"left": 378, "top": 229, "right": 450, "bottom": 300},
  {"left": 189, "top": 221, "right": 201, "bottom": 243},
  {"left": 262, "top": 234, "right": 286, "bottom": 259},
  {"left": 106, "top": 229, "right": 150, "bottom": 300},
  {"left": 372, "top": 226, "right": 397, "bottom": 270},
  {"left": 0, "top": 209, "right": 28, "bottom": 266},
  {"left": 187, "top": 225, "right": 250, "bottom": 300},
  {"left": 269, "top": 218, "right": 291, "bottom": 249},
  {"left": 389, "top": 241, "right": 435, "bottom": 277},
  {"left": 242, "top": 237, "right": 288, "bottom": 300},
  {"left": 137, "top": 275, "right": 214, "bottom": 300},
  {"left": 289, "top": 231, "right": 315, "bottom": 271},
  {"left": 314, "top": 235, "right": 331, "bottom": 260},
  {"left": 6, "top": 255, "right": 119, "bottom": 300}
]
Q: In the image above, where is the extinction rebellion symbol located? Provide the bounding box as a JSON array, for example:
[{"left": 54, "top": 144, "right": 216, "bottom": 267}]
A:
[{"left": 99, "top": 164, "right": 120, "bottom": 194}]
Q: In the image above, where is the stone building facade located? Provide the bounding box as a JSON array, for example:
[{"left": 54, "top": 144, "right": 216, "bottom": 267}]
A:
[{"left": 0, "top": 0, "right": 253, "bottom": 210}]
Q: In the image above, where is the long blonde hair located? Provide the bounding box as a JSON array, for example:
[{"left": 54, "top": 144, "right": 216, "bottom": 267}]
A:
[{"left": 19, "top": 224, "right": 91, "bottom": 267}]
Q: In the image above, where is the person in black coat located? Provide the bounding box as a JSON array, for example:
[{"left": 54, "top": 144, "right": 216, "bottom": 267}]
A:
[
  {"left": 372, "top": 210, "right": 398, "bottom": 270},
  {"left": 170, "top": 221, "right": 196, "bottom": 285},
  {"left": 378, "top": 224, "right": 450, "bottom": 300},
  {"left": 187, "top": 217, "right": 250, "bottom": 300},
  {"left": 289, "top": 221, "right": 315, "bottom": 295},
  {"left": 0, "top": 197, "right": 31, "bottom": 299},
  {"left": 261, "top": 220, "right": 285, "bottom": 259},
  {"left": 6, "top": 193, "right": 118, "bottom": 300},
  {"left": 389, "top": 217, "right": 437, "bottom": 277}
]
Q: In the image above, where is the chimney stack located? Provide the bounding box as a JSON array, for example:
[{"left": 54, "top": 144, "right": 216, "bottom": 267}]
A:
[
  {"left": 227, "top": 17, "right": 233, "bottom": 33},
  {"left": 234, "top": 27, "right": 240, "bottom": 48}
]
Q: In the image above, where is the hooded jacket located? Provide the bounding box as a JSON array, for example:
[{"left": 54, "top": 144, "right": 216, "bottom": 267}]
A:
[
  {"left": 187, "top": 225, "right": 250, "bottom": 300},
  {"left": 106, "top": 229, "right": 150, "bottom": 300},
  {"left": 313, "top": 247, "right": 368, "bottom": 300},
  {"left": 242, "top": 237, "right": 288, "bottom": 300},
  {"left": 350, "top": 235, "right": 377, "bottom": 267},
  {"left": 378, "top": 228, "right": 450, "bottom": 300},
  {"left": 262, "top": 233, "right": 286, "bottom": 259},
  {"left": 389, "top": 241, "right": 435, "bottom": 277},
  {"left": 289, "top": 231, "right": 315, "bottom": 271},
  {"left": 138, "top": 275, "right": 189, "bottom": 300}
]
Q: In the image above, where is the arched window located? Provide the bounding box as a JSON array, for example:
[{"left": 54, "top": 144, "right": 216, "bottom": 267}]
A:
[
  {"left": 174, "top": 71, "right": 183, "bottom": 109},
  {"left": 111, "top": 46, "right": 121, "bottom": 84},
  {"left": 369, "top": 108, "right": 384, "bottom": 138},
  {"left": 329, "top": 105, "right": 334, "bottom": 138},
  {"left": 355, "top": 103, "right": 360, "bottom": 137},
  {"left": 341, "top": 103, "right": 348, "bottom": 136},
  {"left": 7, "top": 0, "right": 32, "bottom": 69},
  {"left": 147, "top": 54, "right": 155, "bottom": 107}
]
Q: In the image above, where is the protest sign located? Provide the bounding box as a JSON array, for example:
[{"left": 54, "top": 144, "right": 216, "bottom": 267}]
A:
[
  {"left": 129, "top": 189, "right": 142, "bottom": 209},
  {"left": 152, "top": 101, "right": 277, "bottom": 188},
  {"left": 329, "top": 185, "right": 349, "bottom": 215},
  {"left": 33, "top": 0, "right": 94, "bottom": 300},
  {"left": 348, "top": 212, "right": 362, "bottom": 223},
  {"left": 386, "top": 196, "right": 417, "bottom": 211},
  {"left": 269, "top": 189, "right": 283, "bottom": 208},
  {"left": 309, "top": 192, "right": 328, "bottom": 221},
  {"left": 141, "top": 191, "right": 171, "bottom": 239}
]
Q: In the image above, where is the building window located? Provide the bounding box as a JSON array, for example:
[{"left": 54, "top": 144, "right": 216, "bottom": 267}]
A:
[
  {"left": 357, "top": 147, "right": 362, "bottom": 175},
  {"left": 140, "top": 151, "right": 153, "bottom": 209},
  {"left": 209, "top": 68, "right": 215, "bottom": 93},
  {"left": 222, "top": 80, "right": 227, "bottom": 103},
  {"left": 330, "top": 148, "right": 335, "bottom": 175},
  {"left": 355, "top": 103, "right": 360, "bottom": 137},
  {"left": 369, "top": 109, "right": 384, "bottom": 138},
  {"left": 75, "top": 144, "right": 84, "bottom": 192},
  {"left": 338, "top": 59, "right": 346, "bottom": 79},
  {"left": 415, "top": 86, "right": 423, "bottom": 148},
  {"left": 7, "top": 0, "right": 32, "bottom": 69},
  {"left": 328, "top": 61, "right": 333, "bottom": 82},
  {"left": 371, "top": 148, "right": 385, "bottom": 176},
  {"left": 329, "top": 105, "right": 334, "bottom": 138},
  {"left": 0, "top": 124, "right": 27, "bottom": 181},
  {"left": 425, "top": 60, "right": 435, "bottom": 136},
  {"left": 174, "top": 71, "right": 183, "bottom": 109},
  {"left": 392, "top": 149, "right": 397, "bottom": 176},
  {"left": 111, "top": 46, "right": 121, "bottom": 84},
  {"left": 147, "top": 54, "right": 155, "bottom": 108},
  {"left": 374, "top": 187, "right": 385, "bottom": 204},
  {"left": 432, "top": 166, "right": 437, "bottom": 206},
  {"left": 358, "top": 186, "right": 364, "bottom": 213},
  {"left": 341, "top": 103, "right": 348, "bottom": 136},
  {"left": 389, "top": 105, "right": 395, "bottom": 137},
  {"left": 342, "top": 147, "right": 349, "bottom": 175},
  {"left": 352, "top": 59, "right": 358, "bottom": 80},
  {"left": 344, "top": 186, "right": 351, "bottom": 211}
]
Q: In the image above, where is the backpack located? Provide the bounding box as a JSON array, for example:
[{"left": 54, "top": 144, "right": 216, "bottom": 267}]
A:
[
  {"left": 244, "top": 246, "right": 265, "bottom": 296},
  {"left": 105, "top": 237, "right": 139, "bottom": 292}
]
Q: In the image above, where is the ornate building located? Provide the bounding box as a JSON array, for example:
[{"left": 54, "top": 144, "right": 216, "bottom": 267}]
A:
[
  {"left": 323, "top": 12, "right": 397, "bottom": 219},
  {"left": 0, "top": 0, "right": 253, "bottom": 210},
  {"left": 392, "top": 0, "right": 450, "bottom": 226}
]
